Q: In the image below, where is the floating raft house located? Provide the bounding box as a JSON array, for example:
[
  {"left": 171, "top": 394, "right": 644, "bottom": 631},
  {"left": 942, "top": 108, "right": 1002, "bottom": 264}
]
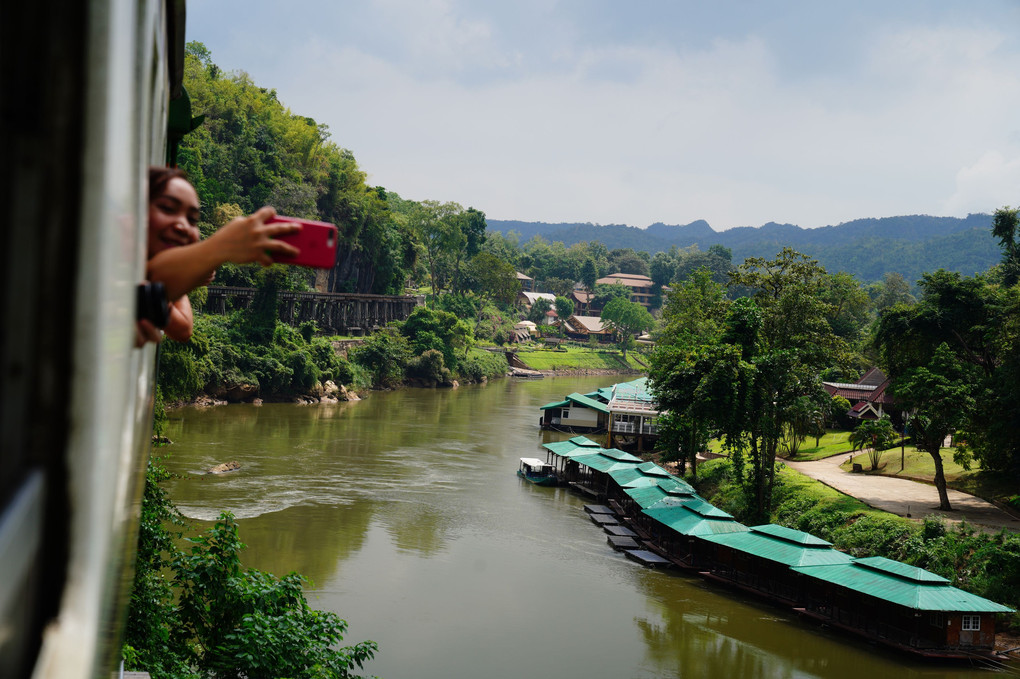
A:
[
  {"left": 791, "top": 556, "right": 1013, "bottom": 657},
  {"left": 534, "top": 428, "right": 1013, "bottom": 658}
]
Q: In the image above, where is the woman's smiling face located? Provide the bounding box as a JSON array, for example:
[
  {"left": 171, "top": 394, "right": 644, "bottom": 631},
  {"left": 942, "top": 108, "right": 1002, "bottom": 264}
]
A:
[{"left": 148, "top": 176, "right": 201, "bottom": 256}]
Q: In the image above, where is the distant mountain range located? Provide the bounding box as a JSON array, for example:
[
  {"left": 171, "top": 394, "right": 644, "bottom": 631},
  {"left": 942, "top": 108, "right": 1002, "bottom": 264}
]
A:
[{"left": 486, "top": 214, "right": 1001, "bottom": 284}]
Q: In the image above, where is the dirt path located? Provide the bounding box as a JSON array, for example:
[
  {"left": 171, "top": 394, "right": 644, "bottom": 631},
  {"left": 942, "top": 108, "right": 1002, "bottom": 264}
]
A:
[{"left": 784, "top": 452, "right": 1020, "bottom": 532}]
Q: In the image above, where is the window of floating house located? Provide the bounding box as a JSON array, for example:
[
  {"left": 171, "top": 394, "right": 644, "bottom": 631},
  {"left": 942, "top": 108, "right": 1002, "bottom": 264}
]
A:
[
  {"left": 929, "top": 612, "right": 944, "bottom": 628},
  {"left": 962, "top": 615, "right": 981, "bottom": 631}
]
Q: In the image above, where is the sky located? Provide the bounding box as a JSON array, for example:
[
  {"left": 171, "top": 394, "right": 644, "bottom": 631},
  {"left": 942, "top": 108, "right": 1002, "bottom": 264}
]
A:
[{"left": 188, "top": 1, "right": 1020, "bottom": 231}]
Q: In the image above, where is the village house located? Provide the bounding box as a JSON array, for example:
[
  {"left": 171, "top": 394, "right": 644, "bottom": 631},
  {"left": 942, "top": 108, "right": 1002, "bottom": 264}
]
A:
[
  {"left": 571, "top": 288, "right": 594, "bottom": 315},
  {"left": 540, "top": 377, "right": 661, "bottom": 451},
  {"left": 515, "top": 271, "right": 534, "bottom": 292},
  {"left": 595, "top": 272, "right": 659, "bottom": 309},
  {"left": 516, "top": 290, "right": 556, "bottom": 311},
  {"left": 560, "top": 314, "right": 613, "bottom": 342},
  {"left": 792, "top": 556, "right": 1011, "bottom": 657},
  {"left": 823, "top": 367, "right": 898, "bottom": 422}
]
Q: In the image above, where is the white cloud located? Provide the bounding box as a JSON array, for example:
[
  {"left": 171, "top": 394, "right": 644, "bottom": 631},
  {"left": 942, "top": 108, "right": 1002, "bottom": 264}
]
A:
[
  {"left": 189, "top": 2, "right": 1020, "bottom": 229},
  {"left": 945, "top": 152, "right": 1020, "bottom": 215}
]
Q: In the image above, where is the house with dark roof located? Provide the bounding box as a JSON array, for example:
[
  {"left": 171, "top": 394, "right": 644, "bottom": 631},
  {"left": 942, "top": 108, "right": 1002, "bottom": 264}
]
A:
[
  {"left": 515, "top": 271, "right": 534, "bottom": 292},
  {"left": 823, "top": 367, "right": 897, "bottom": 421},
  {"left": 570, "top": 289, "right": 594, "bottom": 315}
]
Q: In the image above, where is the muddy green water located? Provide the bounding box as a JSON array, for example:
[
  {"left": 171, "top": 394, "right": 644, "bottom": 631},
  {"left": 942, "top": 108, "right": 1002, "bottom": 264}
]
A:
[{"left": 163, "top": 377, "right": 1002, "bottom": 678}]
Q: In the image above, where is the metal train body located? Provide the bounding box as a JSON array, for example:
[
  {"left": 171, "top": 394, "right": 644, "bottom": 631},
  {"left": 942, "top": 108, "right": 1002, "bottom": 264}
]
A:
[{"left": 1, "top": 1, "right": 186, "bottom": 676}]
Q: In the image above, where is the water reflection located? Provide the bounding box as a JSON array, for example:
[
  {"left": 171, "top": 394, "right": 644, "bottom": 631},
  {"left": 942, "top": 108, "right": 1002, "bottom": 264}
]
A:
[{"left": 162, "top": 378, "right": 1006, "bottom": 679}]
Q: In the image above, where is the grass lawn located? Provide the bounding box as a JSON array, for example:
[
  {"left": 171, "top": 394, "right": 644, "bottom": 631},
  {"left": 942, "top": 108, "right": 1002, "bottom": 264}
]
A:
[
  {"left": 696, "top": 457, "right": 909, "bottom": 526},
  {"left": 514, "top": 345, "right": 646, "bottom": 371},
  {"left": 838, "top": 446, "right": 1019, "bottom": 506},
  {"left": 776, "top": 463, "right": 907, "bottom": 523},
  {"left": 707, "top": 429, "right": 854, "bottom": 461},
  {"left": 781, "top": 430, "right": 854, "bottom": 461}
]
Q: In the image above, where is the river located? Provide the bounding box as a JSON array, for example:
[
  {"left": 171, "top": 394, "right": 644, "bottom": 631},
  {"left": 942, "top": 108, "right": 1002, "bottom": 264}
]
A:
[{"left": 162, "top": 376, "right": 1001, "bottom": 678}]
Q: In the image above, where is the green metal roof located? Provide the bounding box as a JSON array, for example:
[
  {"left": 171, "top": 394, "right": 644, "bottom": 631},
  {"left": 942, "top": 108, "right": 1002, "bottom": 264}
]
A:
[
  {"left": 624, "top": 482, "right": 699, "bottom": 509},
  {"left": 608, "top": 462, "right": 673, "bottom": 487},
  {"left": 853, "top": 556, "right": 948, "bottom": 583},
  {"left": 540, "top": 399, "right": 570, "bottom": 410},
  {"left": 677, "top": 497, "right": 734, "bottom": 519},
  {"left": 751, "top": 524, "right": 833, "bottom": 547},
  {"left": 600, "top": 448, "right": 644, "bottom": 462},
  {"left": 790, "top": 559, "right": 1014, "bottom": 613},
  {"left": 542, "top": 440, "right": 583, "bottom": 456},
  {"left": 611, "top": 377, "right": 655, "bottom": 403},
  {"left": 565, "top": 392, "right": 611, "bottom": 413},
  {"left": 571, "top": 450, "right": 643, "bottom": 473},
  {"left": 542, "top": 436, "right": 605, "bottom": 457},
  {"left": 699, "top": 525, "right": 853, "bottom": 568},
  {"left": 643, "top": 504, "right": 749, "bottom": 537}
]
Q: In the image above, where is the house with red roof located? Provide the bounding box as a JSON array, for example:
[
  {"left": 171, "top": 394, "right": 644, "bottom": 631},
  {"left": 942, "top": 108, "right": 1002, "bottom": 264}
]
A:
[{"left": 823, "top": 367, "right": 897, "bottom": 421}]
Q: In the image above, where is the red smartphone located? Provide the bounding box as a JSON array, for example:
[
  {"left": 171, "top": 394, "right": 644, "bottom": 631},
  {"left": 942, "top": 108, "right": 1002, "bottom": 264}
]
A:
[{"left": 266, "top": 216, "right": 338, "bottom": 269}]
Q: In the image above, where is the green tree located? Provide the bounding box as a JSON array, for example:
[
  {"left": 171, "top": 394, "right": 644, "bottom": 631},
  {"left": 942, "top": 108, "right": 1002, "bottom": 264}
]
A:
[
  {"left": 608, "top": 248, "right": 650, "bottom": 277},
  {"left": 992, "top": 206, "right": 1020, "bottom": 285},
  {"left": 400, "top": 305, "right": 473, "bottom": 371},
  {"left": 466, "top": 252, "right": 520, "bottom": 309},
  {"left": 592, "top": 281, "right": 632, "bottom": 309},
  {"left": 652, "top": 249, "right": 849, "bottom": 521},
  {"left": 875, "top": 269, "right": 1020, "bottom": 479},
  {"left": 352, "top": 329, "right": 412, "bottom": 387},
  {"left": 554, "top": 295, "right": 574, "bottom": 320},
  {"left": 600, "top": 297, "right": 654, "bottom": 358},
  {"left": 527, "top": 297, "right": 553, "bottom": 325},
  {"left": 540, "top": 277, "right": 575, "bottom": 298},
  {"left": 580, "top": 257, "right": 599, "bottom": 291},
  {"left": 242, "top": 269, "right": 282, "bottom": 345},
  {"left": 870, "top": 271, "right": 915, "bottom": 313},
  {"left": 172, "top": 514, "right": 377, "bottom": 678},
  {"left": 781, "top": 394, "right": 828, "bottom": 457},
  {"left": 406, "top": 200, "right": 464, "bottom": 303},
  {"left": 888, "top": 344, "right": 977, "bottom": 510},
  {"left": 849, "top": 417, "right": 898, "bottom": 470},
  {"left": 451, "top": 207, "right": 487, "bottom": 293},
  {"left": 649, "top": 247, "right": 682, "bottom": 287},
  {"left": 650, "top": 268, "right": 728, "bottom": 478},
  {"left": 124, "top": 458, "right": 377, "bottom": 678}
]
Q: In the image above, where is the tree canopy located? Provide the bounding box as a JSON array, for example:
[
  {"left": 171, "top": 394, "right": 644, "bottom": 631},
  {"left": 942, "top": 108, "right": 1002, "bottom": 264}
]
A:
[{"left": 651, "top": 249, "right": 849, "bottom": 520}]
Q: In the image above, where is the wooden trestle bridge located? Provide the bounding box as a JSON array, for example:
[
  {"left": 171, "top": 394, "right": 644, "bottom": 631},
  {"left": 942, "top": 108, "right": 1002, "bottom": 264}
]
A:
[{"left": 201, "top": 285, "right": 423, "bottom": 333}]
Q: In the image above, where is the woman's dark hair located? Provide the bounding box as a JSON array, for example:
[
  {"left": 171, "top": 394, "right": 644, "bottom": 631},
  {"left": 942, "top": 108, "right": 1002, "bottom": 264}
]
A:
[{"left": 148, "top": 166, "right": 190, "bottom": 203}]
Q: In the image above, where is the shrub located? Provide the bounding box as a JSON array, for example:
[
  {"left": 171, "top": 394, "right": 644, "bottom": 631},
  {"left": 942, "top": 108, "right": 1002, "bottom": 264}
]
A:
[
  {"left": 123, "top": 458, "right": 378, "bottom": 678},
  {"left": 406, "top": 349, "right": 451, "bottom": 385},
  {"left": 284, "top": 350, "right": 320, "bottom": 392},
  {"left": 456, "top": 349, "right": 509, "bottom": 382},
  {"left": 351, "top": 329, "right": 411, "bottom": 388}
]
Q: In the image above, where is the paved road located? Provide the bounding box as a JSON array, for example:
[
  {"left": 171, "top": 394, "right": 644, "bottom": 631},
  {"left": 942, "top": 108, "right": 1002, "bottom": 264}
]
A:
[{"left": 784, "top": 452, "right": 1020, "bottom": 533}]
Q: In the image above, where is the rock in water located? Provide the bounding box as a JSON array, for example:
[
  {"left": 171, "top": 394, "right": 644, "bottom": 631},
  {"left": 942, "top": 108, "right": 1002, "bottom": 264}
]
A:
[{"left": 208, "top": 461, "right": 241, "bottom": 474}]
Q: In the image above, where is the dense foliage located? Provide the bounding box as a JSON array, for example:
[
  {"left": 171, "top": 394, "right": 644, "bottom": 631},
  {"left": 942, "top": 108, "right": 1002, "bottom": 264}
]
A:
[
  {"left": 874, "top": 267, "right": 1020, "bottom": 497},
  {"left": 650, "top": 251, "right": 851, "bottom": 521},
  {"left": 123, "top": 458, "right": 377, "bottom": 678}
]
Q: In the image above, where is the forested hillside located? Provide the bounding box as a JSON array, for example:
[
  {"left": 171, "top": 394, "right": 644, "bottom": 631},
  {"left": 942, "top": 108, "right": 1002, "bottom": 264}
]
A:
[{"left": 488, "top": 214, "right": 1000, "bottom": 284}]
